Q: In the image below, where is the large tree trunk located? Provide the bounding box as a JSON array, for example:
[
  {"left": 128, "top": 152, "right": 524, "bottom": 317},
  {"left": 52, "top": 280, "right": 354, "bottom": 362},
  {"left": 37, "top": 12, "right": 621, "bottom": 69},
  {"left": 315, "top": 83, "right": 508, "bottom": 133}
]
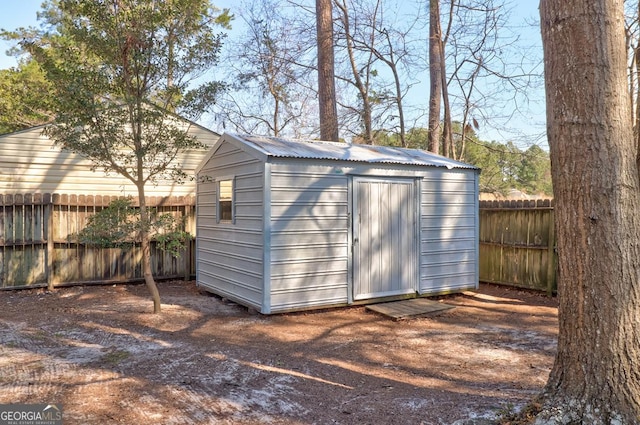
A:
[
  {"left": 537, "top": 0, "right": 640, "bottom": 423},
  {"left": 636, "top": 1, "right": 640, "bottom": 160},
  {"left": 316, "top": 0, "right": 339, "bottom": 142},
  {"left": 428, "top": 0, "right": 443, "bottom": 154}
]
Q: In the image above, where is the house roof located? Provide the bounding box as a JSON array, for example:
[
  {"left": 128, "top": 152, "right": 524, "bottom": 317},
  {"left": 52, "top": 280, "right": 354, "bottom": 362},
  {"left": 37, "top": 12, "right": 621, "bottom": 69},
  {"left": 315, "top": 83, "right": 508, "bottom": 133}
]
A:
[{"left": 205, "top": 132, "right": 478, "bottom": 170}]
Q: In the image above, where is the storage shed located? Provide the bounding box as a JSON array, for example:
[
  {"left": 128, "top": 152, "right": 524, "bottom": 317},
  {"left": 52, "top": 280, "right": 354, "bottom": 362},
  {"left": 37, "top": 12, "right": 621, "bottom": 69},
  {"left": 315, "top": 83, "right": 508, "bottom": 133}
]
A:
[{"left": 195, "top": 132, "right": 480, "bottom": 314}]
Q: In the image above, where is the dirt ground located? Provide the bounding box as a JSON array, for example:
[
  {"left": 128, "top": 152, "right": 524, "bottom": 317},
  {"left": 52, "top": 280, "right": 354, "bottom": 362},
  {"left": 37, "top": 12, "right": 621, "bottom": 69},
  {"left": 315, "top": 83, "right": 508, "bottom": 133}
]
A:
[{"left": 0, "top": 281, "right": 557, "bottom": 425}]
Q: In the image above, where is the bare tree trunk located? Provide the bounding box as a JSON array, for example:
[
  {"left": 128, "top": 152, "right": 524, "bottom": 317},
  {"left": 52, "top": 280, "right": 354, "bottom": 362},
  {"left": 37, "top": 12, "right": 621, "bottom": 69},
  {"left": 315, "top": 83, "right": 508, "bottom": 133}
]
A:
[
  {"left": 376, "top": 27, "right": 406, "bottom": 147},
  {"left": 428, "top": 0, "right": 443, "bottom": 154},
  {"left": 441, "top": 0, "right": 454, "bottom": 158},
  {"left": 537, "top": 0, "right": 640, "bottom": 422},
  {"left": 441, "top": 67, "right": 452, "bottom": 158},
  {"left": 392, "top": 63, "right": 406, "bottom": 147},
  {"left": 458, "top": 59, "right": 482, "bottom": 161},
  {"left": 273, "top": 97, "right": 280, "bottom": 137},
  {"left": 316, "top": 0, "right": 339, "bottom": 142},
  {"left": 336, "top": 0, "right": 374, "bottom": 144},
  {"left": 137, "top": 185, "right": 161, "bottom": 314}
]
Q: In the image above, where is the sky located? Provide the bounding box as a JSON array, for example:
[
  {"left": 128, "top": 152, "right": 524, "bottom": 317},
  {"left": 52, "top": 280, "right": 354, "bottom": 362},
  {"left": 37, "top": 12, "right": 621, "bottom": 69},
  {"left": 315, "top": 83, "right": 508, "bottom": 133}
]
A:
[
  {"left": 0, "top": 0, "right": 546, "bottom": 147},
  {"left": 0, "top": 0, "right": 45, "bottom": 68}
]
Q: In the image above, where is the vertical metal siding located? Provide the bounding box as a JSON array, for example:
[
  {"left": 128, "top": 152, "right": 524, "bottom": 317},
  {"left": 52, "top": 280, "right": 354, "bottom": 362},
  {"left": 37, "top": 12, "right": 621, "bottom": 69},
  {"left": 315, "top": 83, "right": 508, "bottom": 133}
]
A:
[
  {"left": 473, "top": 175, "right": 480, "bottom": 290},
  {"left": 267, "top": 164, "right": 349, "bottom": 312},
  {"left": 262, "top": 162, "right": 272, "bottom": 314},
  {"left": 196, "top": 142, "right": 265, "bottom": 309},
  {"left": 419, "top": 169, "right": 479, "bottom": 293}
]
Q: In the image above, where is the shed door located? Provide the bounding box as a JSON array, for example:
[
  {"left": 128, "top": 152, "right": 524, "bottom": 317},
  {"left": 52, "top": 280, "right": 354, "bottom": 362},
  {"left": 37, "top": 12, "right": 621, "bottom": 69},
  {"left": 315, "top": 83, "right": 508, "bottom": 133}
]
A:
[{"left": 352, "top": 177, "right": 418, "bottom": 301}]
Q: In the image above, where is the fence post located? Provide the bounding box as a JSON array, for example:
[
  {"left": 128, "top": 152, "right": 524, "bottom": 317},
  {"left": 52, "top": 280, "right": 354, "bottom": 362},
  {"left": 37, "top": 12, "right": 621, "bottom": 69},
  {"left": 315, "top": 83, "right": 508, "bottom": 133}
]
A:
[
  {"left": 184, "top": 202, "right": 195, "bottom": 282},
  {"left": 45, "top": 194, "right": 55, "bottom": 291},
  {"left": 546, "top": 208, "right": 555, "bottom": 295}
]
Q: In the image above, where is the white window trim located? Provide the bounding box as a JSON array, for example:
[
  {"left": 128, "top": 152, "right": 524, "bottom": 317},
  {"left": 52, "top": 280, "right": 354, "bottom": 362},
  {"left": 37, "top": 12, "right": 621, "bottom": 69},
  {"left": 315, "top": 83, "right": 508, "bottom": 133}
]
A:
[{"left": 216, "top": 175, "right": 235, "bottom": 224}]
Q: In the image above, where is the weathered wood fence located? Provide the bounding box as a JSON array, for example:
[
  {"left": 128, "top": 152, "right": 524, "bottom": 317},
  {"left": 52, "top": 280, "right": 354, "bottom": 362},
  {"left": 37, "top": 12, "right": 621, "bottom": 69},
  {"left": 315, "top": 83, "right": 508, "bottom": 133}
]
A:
[
  {"left": 479, "top": 199, "right": 556, "bottom": 294},
  {"left": 0, "top": 193, "right": 195, "bottom": 289},
  {"left": 3, "top": 193, "right": 557, "bottom": 293}
]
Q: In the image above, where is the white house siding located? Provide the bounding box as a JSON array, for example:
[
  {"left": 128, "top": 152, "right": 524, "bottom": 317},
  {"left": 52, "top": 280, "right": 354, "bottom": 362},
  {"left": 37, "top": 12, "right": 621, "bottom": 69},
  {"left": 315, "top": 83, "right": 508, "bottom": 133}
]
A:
[
  {"left": 419, "top": 168, "right": 479, "bottom": 294},
  {"left": 196, "top": 141, "right": 265, "bottom": 309},
  {"left": 0, "top": 124, "right": 219, "bottom": 197},
  {"left": 267, "top": 163, "right": 350, "bottom": 313}
]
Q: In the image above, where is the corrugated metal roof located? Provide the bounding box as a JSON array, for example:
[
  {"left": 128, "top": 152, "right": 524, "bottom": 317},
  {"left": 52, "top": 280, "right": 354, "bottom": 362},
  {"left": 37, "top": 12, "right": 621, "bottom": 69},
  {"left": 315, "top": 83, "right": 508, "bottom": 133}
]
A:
[{"left": 235, "top": 133, "right": 478, "bottom": 170}]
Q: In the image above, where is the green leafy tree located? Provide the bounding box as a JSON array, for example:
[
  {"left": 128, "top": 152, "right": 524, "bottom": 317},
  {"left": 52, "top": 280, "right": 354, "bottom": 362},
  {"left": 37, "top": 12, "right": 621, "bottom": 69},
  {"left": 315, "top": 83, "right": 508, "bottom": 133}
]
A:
[
  {"left": 463, "top": 138, "right": 514, "bottom": 195},
  {"left": 516, "top": 144, "right": 553, "bottom": 195},
  {"left": 373, "top": 127, "right": 429, "bottom": 149},
  {"left": 454, "top": 120, "right": 551, "bottom": 197},
  {"left": 381, "top": 124, "right": 553, "bottom": 197},
  {"left": 0, "top": 60, "right": 54, "bottom": 133},
  {"left": 76, "top": 198, "right": 192, "bottom": 259},
  {"left": 1, "top": 12, "right": 68, "bottom": 133},
  {"left": 17, "top": 0, "right": 231, "bottom": 313},
  {"left": 404, "top": 127, "right": 430, "bottom": 149},
  {"left": 465, "top": 139, "right": 552, "bottom": 197}
]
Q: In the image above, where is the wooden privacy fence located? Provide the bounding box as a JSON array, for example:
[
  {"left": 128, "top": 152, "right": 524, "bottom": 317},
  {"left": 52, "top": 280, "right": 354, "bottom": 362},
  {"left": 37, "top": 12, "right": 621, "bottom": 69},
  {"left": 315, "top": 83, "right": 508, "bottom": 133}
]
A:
[
  {"left": 0, "top": 193, "right": 195, "bottom": 289},
  {"left": 3, "top": 193, "right": 556, "bottom": 293},
  {"left": 479, "top": 199, "right": 556, "bottom": 294}
]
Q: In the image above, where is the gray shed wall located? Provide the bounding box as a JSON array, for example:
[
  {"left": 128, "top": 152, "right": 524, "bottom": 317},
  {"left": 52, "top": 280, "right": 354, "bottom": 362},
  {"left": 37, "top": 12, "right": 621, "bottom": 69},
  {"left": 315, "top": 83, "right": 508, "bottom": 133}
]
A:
[
  {"left": 196, "top": 141, "right": 265, "bottom": 309},
  {"left": 267, "top": 163, "right": 350, "bottom": 313},
  {"left": 420, "top": 168, "right": 478, "bottom": 293},
  {"left": 265, "top": 160, "right": 478, "bottom": 312}
]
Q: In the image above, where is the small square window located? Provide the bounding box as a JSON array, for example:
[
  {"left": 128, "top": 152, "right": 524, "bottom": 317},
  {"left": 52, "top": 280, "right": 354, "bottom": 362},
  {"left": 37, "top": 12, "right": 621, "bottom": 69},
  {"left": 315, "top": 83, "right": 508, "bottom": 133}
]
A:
[{"left": 218, "top": 179, "right": 234, "bottom": 223}]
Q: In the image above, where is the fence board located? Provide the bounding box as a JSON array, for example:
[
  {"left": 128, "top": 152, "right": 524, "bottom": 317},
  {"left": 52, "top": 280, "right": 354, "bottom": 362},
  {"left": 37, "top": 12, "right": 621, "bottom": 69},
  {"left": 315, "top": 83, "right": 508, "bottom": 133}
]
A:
[
  {"left": 0, "top": 193, "right": 196, "bottom": 289},
  {"left": 479, "top": 199, "right": 556, "bottom": 293}
]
